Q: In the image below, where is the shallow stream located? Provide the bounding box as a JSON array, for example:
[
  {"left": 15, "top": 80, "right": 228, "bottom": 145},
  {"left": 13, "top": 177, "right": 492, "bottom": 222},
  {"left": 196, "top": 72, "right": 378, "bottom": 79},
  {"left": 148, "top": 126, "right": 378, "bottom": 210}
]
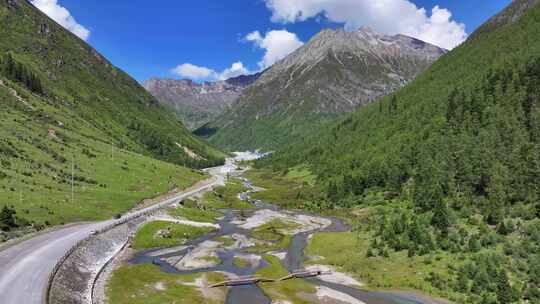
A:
[{"left": 130, "top": 174, "right": 446, "bottom": 304}]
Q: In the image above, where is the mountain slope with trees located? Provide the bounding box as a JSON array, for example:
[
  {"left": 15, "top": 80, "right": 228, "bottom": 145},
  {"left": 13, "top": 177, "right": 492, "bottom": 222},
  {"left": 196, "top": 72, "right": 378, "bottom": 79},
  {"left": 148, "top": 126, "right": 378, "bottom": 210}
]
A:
[
  {"left": 257, "top": 0, "right": 540, "bottom": 302},
  {"left": 0, "top": 0, "right": 225, "bottom": 168},
  {"left": 0, "top": 0, "right": 225, "bottom": 235},
  {"left": 203, "top": 27, "right": 445, "bottom": 150}
]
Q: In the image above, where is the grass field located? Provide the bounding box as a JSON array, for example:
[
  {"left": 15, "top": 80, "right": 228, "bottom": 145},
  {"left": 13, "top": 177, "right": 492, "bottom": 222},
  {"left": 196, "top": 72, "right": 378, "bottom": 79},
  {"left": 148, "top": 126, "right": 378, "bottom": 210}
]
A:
[
  {"left": 168, "top": 206, "right": 222, "bottom": 223},
  {"left": 107, "top": 264, "right": 226, "bottom": 304},
  {"left": 132, "top": 221, "right": 215, "bottom": 250},
  {"left": 244, "top": 167, "right": 321, "bottom": 209},
  {"left": 246, "top": 219, "right": 295, "bottom": 253},
  {"left": 0, "top": 109, "right": 207, "bottom": 227},
  {"left": 305, "top": 231, "right": 464, "bottom": 300},
  {"left": 256, "top": 255, "right": 316, "bottom": 303},
  {"left": 201, "top": 178, "right": 252, "bottom": 209},
  {"left": 0, "top": 0, "right": 226, "bottom": 234}
]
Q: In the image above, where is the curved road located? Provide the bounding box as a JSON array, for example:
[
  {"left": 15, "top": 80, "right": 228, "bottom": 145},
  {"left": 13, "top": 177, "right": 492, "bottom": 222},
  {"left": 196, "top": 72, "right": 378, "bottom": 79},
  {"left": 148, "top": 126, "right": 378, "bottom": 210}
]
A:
[{"left": 0, "top": 170, "right": 226, "bottom": 304}]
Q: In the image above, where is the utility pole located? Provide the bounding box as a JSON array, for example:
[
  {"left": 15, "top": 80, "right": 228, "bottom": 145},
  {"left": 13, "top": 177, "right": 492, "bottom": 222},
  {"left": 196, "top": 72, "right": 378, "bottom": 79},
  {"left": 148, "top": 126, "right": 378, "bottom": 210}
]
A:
[
  {"left": 71, "top": 153, "right": 74, "bottom": 204},
  {"left": 111, "top": 138, "right": 114, "bottom": 161},
  {"left": 18, "top": 161, "right": 23, "bottom": 204}
]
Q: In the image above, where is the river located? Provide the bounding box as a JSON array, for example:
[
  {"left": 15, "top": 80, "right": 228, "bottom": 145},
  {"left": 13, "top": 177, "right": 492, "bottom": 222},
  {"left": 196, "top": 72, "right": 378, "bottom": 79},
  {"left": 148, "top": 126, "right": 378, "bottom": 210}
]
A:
[{"left": 129, "top": 154, "right": 449, "bottom": 304}]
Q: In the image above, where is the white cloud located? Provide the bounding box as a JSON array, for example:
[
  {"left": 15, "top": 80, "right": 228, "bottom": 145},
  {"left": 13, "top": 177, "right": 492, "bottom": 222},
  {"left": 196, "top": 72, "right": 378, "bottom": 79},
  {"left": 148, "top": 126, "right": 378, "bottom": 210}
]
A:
[
  {"left": 263, "top": 0, "right": 467, "bottom": 49},
  {"left": 172, "top": 30, "right": 303, "bottom": 80},
  {"left": 218, "top": 61, "right": 250, "bottom": 80},
  {"left": 31, "top": 0, "right": 90, "bottom": 41},
  {"left": 171, "top": 63, "right": 216, "bottom": 80},
  {"left": 245, "top": 30, "right": 304, "bottom": 69},
  {"left": 171, "top": 62, "right": 252, "bottom": 81}
]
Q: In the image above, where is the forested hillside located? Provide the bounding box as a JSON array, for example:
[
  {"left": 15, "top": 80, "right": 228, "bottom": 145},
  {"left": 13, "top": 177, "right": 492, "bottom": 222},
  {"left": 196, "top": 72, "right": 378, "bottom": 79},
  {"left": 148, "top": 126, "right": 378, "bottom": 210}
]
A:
[{"left": 257, "top": 0, "right": 540, "bottom": 302}]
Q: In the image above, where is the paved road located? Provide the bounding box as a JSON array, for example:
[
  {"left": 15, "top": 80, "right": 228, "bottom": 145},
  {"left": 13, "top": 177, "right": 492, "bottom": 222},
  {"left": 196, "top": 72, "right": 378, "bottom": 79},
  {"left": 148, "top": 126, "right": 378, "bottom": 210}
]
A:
[{"left": 0, "top": 174, "right": 224, "bottom": 304}]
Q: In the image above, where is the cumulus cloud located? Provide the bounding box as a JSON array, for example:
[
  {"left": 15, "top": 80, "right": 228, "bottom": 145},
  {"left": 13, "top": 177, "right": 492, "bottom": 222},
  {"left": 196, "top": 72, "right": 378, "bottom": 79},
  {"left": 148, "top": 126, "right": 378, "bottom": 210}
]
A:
[
  {"left": 218, "top": 61, "right": 251, "bottom": 80},
  {"left": 245, "top": 30, "right": 304, "bottom": 69},
  {"left": 171, "top": 62, "right": 252, "bottom": 81},
  {"left": 263, "top": 0, "right": 467, "bottom": 49},
  {"left": 31, "top": 0, "right": 90, "bottom": 41},
  {"left": 171, "top": 63, "right": 215, "bottom": 80}
]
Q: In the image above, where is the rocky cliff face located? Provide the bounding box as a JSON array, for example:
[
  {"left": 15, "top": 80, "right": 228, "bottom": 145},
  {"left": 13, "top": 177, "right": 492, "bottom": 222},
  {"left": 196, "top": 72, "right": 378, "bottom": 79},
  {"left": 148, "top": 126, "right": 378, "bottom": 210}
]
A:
[
  {"left": 205, "top": 27, "right": 446, "bottom": 150},
  {"left": 254, "top": 27, "right": 446, "bottom": 112},
  {"left": 144, "top": 72, "right": 261, "bottom": 130}
]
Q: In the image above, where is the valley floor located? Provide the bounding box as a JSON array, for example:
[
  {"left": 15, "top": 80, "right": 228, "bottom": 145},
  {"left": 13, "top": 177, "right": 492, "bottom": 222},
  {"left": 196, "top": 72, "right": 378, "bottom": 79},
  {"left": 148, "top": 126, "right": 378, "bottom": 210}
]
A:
[{"left": 103, "top": 157, "right": 453, "bottom": 304}]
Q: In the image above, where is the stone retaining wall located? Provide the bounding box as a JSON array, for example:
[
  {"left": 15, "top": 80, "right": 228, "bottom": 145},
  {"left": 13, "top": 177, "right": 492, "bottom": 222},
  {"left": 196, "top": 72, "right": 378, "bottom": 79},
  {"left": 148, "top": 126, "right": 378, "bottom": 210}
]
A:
[{"left": 48, "top": 218, "right": 145, "bottom": 304}]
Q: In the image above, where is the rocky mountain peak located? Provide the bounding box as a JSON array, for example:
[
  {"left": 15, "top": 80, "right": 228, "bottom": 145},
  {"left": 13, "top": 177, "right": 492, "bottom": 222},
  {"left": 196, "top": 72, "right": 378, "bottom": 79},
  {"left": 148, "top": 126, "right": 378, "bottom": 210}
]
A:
[
  {"left": 143, "top": 72, "right": 262, "bottom": 129},
  {"left": 206, "top": 27, "right": 447, "bottom": 150},
  {"left": 256, "top": 27, "right": 446, "bottom": 87}
]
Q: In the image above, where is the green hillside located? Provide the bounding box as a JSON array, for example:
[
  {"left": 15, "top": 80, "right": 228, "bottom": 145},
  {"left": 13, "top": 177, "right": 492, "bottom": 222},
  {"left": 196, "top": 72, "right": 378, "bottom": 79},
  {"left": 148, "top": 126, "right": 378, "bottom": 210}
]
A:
[
  {"left": 257, "top": 0, "right": 540, "bottom": 302},
  {"left": 0, "top": 0, "right": 225, "bottom": 168},
  {"left": 0, "top": 0, "right": 225, "bottom": 235}
]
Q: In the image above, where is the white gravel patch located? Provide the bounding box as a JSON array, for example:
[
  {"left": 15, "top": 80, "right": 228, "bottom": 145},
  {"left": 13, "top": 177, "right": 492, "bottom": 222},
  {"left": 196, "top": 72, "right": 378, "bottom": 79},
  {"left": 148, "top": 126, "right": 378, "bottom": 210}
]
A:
[
  {"left": 236, "top": 209, "right": 331, "bottom": 233},
  {"left": 316, "top": 286, "right": 365, "bottom": 304},
  {"left": 149, "top": 214, "right": 220, "bottom": 229},
  {"left": 153, "top": 282, "right": 166, "bottom": 291},
  {"left": 225, "top": 233, "right": 258, "bottom": 250},
  {"left": 173, "top": 240, "right": 221, "bottom": 270},
  {"left": 306, "top": 265, "right": 363, "bottom": 287}
]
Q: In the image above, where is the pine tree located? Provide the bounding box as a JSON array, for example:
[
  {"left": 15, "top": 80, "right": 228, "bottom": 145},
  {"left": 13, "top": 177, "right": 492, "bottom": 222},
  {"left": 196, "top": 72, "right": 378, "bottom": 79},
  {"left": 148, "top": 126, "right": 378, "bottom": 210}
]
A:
[
  {"left": 496, "top": 270, "right": 511, "bottom": 304},
  {"left": 487, "top": 163, "right": 509, "bottom": 225},
  {"left": 390, "top": 95, "right": 398, "bottom": 115},
  {"left": 468, "top": 235, "right": 481, "bottom": 252},
  {"left": 327, "top": 181, "right": 339, "bottom": 202},
  {"left": 0, "top": 206, "right": 17, "bottom": 231},
  {"left": 432, "top": 201, "right": 451, "bottom": 235}
]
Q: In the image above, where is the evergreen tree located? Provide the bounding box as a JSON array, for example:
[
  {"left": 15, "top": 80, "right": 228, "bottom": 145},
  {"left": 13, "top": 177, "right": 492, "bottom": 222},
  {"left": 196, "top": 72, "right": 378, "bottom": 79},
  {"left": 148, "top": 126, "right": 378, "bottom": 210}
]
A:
[
  {"left": 0, "top": 206, "right": 17, "bottom": 231},
  {"left": 468, "top": 235, "right": 482, "bottom": 252},
  {"left": 432, "top": 201, "right": 451, "bottom": 235},
  {"left": 327, "top": 181, "right": 339, "bottom": 202},
  {"left": 496, "top": 270, "right": 511, "bottom": 304},
  {"left": 487, "top": 163, "right": 510, "bottom": 225},
  {"left": 390, "top": 95, "right": 398, "bottom": 114}
]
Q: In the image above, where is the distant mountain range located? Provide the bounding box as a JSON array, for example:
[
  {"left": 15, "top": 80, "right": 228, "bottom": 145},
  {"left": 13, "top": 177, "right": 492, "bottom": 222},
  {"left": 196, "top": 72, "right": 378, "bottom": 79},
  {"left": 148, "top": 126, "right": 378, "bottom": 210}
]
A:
[
  {"left": 200, "top": 26, "right": 446, "bottom": 150},
  {"left": 144, "top": 72, "right": 262, "bottom": 130}
]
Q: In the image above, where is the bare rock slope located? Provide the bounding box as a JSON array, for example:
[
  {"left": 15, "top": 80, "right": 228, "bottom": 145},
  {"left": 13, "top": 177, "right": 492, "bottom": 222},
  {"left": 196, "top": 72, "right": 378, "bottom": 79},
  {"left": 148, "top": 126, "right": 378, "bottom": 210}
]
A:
[
  {"left": 204, "top": 27, "right": 446, "bottom": 150},
  {"left": 144, "top": 73, "right": 261, "bottom": 129}
]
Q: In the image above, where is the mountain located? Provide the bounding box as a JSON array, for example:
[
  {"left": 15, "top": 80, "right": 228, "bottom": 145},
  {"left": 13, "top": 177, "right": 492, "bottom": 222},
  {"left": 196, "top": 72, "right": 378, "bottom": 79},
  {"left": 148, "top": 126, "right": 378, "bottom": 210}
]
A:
[
  {"left": 258, "top": 0, "right": 540, "bottom": 301},
  {"left": 0, "top": 0, "right": 225, "bottom": 227},
  {"left": 143, "top": 72, "right": 261, "bottom": 130},
  {"left": 470, "top": 0, "right": 540, "bottom": 39},
  {"left": 202, "top": 27, "right": 446, "bottom": 150},
  {"left": 0, "top": 0, "right": 224, "bottom": 168}
]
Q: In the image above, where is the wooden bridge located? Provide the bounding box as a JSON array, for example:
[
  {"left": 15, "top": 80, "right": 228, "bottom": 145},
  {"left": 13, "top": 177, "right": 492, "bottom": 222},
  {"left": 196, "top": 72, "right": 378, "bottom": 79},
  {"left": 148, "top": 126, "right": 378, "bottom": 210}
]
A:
[{"left": 209, "top": 269, "right": 331, "bottom": 288}]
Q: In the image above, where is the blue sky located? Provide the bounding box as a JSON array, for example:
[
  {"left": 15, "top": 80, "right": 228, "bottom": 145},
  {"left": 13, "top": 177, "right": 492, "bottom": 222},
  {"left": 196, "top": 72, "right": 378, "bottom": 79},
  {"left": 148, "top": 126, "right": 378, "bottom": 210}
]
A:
[{"left": 31, "top": 0, "right": 511, "bottom": 82}]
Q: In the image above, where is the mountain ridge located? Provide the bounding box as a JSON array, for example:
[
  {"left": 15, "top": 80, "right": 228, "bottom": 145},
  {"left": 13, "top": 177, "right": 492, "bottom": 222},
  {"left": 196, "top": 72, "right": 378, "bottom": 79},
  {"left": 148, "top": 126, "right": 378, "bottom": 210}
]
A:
[
  {"left": 144, "top": 72, "right": 262, "bottom": 129},
  {"left": 204, "top": 26, "right": 446, "bottom": 150}
]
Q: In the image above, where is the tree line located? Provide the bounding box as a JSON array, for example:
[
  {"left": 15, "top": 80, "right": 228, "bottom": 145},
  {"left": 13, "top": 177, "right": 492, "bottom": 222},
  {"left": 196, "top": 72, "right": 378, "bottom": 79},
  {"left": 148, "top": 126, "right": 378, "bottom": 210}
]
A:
[{"left": 0, "top": 53, "right": 44, "bottom": 94}]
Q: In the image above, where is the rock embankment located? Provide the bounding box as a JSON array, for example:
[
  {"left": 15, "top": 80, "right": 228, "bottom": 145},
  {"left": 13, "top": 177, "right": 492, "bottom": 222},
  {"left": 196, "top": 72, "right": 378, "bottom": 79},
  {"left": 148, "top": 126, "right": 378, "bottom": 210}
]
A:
[{"left": 48, "top": 218, "right": 144, "bottom": 304}]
